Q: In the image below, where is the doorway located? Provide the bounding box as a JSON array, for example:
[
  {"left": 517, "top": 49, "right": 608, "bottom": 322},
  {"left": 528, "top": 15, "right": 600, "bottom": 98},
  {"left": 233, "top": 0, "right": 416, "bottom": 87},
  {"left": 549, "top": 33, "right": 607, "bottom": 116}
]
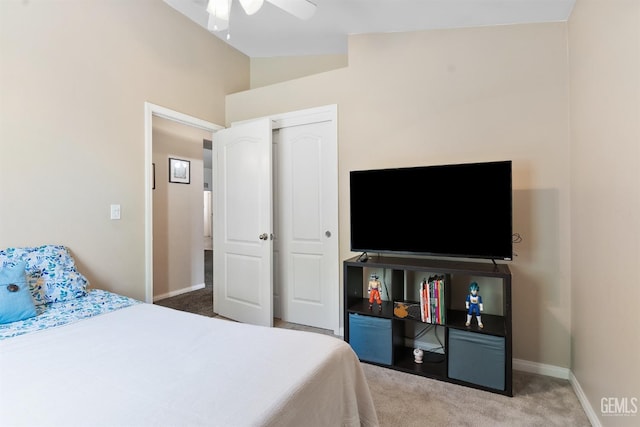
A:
[
  {"left": 203, "top": 138, "right": 213, "bottom": 251},
  {"left": 203, "top": 141, "right": 214, "bottom": 307},
  {"left": 144, "top": 102, "right": 223, "bottom": 304},
  {"left": 145, "top": 103, "right": 338, "bottom": 333}
]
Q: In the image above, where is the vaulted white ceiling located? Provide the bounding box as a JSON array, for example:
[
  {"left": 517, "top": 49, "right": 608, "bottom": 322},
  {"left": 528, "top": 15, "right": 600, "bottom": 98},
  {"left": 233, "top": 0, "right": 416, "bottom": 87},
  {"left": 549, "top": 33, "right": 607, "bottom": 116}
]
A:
[{"left": 164, "top": 0, "right": 575, "bottom": 58}]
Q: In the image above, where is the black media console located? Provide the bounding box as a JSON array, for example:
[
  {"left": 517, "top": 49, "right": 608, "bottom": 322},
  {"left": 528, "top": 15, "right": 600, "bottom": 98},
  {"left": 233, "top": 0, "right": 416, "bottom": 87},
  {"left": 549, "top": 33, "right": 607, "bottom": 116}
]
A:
[{"left": 344, "top": 255, "right": 512, "bottom": 396}]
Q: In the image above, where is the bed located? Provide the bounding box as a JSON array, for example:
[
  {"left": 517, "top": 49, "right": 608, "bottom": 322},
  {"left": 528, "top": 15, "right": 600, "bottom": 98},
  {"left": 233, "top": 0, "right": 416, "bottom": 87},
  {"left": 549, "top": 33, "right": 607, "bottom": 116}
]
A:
[{"left": 0, "top": 246, "right": 378, "bottom": 427}]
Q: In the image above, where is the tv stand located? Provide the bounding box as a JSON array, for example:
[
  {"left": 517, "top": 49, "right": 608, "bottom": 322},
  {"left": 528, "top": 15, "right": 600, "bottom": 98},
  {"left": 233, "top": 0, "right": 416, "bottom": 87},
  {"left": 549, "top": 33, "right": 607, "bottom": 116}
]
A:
[{"left": 344, "top": 255, "right": 512, "bottom": 396}]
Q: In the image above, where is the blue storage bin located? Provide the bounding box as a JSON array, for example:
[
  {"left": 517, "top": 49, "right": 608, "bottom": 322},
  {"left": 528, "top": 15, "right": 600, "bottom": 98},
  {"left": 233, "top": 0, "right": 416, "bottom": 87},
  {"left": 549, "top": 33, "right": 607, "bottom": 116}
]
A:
[
  {"left": 448, "top": 329, "right": 505, "bottom": 390},
  {"left": 348, "top": 314, "right": 392, "bottom": 365}
]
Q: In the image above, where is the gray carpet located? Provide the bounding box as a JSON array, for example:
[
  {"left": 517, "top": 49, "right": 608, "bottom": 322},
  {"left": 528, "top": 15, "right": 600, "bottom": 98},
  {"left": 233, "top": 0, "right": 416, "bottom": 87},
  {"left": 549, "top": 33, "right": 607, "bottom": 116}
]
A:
[
  {"left": 364, "top": 363, "right": 590, "bottom": 426},
  {"left": 155, "top": 250, "right": 590, "bottom": 426},
  {"left": 155, "top": 250, "right": 214, "bottom": 317}
]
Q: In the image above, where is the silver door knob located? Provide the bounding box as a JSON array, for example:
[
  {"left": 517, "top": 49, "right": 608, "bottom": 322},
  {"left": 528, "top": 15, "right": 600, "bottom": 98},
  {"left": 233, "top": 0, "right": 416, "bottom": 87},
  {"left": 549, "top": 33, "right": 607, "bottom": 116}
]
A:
[
  {"left": 259, "top": 233, "right": 269, "bottom": 240},
  {"left": 325, "top": 231, "right": 332, "bottom": 238}
]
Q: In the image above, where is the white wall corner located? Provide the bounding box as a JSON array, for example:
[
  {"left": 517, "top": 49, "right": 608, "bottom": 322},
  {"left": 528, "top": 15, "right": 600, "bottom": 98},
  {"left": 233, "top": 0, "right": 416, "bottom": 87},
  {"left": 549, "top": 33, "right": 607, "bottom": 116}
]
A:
[{"left": 514, "top": 359, "right": 600, "bottom": 427}]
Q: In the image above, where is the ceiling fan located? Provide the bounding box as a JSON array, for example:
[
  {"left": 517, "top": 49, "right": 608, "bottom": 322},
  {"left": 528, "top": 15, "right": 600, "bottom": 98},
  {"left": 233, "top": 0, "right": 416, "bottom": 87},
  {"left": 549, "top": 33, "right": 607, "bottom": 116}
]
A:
[{"left": 207, "top": 0, "right": 317, "bottom": 33}]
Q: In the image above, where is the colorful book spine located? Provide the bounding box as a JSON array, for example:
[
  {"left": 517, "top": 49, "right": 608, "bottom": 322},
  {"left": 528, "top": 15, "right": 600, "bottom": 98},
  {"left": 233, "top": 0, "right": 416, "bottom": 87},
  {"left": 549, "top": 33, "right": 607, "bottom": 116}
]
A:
[
  {"left": 419, "top": 276, "right": 446, "bottom": 325},
  {"left": 420, "top": 279, "right": 426, "bottom": 322},
  {"left": 440, "top": 280, "right": 444, "bottom": 323},
  {"left": 420, "top": 275, "right": 446, "bottom": 325},
  {"left": 436, "top": 279, "right": 440, "bottom": 324}
]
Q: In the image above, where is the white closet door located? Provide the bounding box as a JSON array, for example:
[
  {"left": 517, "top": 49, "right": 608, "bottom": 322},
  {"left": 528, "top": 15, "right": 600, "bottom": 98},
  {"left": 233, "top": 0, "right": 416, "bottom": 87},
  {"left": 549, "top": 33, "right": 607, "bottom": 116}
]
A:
[
  {"left": 213, "top": 118, "right": 273, "bottom": 327},
  {"left": 275, "top": 113, "right": 338, "bottom": 332}
]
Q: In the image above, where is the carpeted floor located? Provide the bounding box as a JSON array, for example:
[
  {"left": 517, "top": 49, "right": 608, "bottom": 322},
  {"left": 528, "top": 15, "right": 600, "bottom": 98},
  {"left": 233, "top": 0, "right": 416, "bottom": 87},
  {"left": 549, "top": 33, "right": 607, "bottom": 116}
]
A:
[
  {"left": 155, "top": 250, "right": 215, "bottom": 317},
  {"left": 364, "top": 363, "right": 590, "bottom": 426},
  {"left": 155, "top": 283, "right": 214, "bottom": 317},
  {"left": 154, "top": 250, "right": 591, "bottom": 426}
]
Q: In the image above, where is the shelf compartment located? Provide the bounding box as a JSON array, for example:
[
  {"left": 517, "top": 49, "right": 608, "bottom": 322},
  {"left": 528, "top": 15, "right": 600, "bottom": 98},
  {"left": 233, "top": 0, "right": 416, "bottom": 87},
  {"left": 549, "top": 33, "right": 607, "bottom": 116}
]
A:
[
  {"left": 347, "top": 298, "right": 395, "bottom": 318},
  {"left": 446, "top": 309, "right": 506, "bottom": 337},
  {"left": 392, "top": 346, "right": 446, "bottom": 378}
]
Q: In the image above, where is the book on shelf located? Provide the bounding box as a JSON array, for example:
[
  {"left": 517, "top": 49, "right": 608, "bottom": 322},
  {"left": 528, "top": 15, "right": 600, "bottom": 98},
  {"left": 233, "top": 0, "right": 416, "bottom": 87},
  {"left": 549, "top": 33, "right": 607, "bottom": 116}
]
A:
[{"left": 420, "top": 275, "right": 446, "bottom": 325}]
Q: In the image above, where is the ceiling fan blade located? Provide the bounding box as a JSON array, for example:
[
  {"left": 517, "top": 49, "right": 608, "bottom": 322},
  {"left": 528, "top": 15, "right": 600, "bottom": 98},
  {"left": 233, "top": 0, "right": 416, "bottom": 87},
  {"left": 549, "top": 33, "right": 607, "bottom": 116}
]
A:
[
  {"left": 267, "top": 0, "right": 317, "bottom": 20},
  {"left": 207, "top": 11, "right": 229, "bottom": 32}
]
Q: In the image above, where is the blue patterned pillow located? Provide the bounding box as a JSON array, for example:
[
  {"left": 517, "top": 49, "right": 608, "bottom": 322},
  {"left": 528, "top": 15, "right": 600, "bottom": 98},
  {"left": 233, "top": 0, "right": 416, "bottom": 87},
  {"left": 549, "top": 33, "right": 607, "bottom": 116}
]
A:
[
  {"left": 0, "top": 245, "right": 89, "bottom": 305},
  {"left": 0, "top": 261, "right": 37, "bottom": 324}
]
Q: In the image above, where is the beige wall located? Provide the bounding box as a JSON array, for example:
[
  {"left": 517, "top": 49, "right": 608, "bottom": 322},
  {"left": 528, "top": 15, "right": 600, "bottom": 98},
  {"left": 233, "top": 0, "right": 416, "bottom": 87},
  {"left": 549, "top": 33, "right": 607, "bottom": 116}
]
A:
[
  {"left": 0, "top": 0, "right": 249, "bottom": 300},
  {"left": 569, "top": 0, "right": 640, "bottom": 425},
  {"left": 250, "top": 54, "right": 348, "bottom": 88},
  {"left": 228, "top": 23, "right": 572, "bottom": 368},
  {"left": 152, "top": 117, "right": 210, "bottom": 299}
]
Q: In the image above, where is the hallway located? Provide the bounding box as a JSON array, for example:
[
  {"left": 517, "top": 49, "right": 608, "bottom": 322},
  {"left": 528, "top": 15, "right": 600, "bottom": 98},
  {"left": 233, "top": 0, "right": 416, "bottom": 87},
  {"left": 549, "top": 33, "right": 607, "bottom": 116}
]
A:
[{"left": 155, "top": 250, "right": 213, "bottom": 317}]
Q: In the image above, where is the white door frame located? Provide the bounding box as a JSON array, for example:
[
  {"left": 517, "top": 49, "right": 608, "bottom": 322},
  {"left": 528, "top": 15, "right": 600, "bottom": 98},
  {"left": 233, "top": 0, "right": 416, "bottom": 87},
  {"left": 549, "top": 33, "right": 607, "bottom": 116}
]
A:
[{"left": 143, "top": 102, "right": 223, "bottom": 303}]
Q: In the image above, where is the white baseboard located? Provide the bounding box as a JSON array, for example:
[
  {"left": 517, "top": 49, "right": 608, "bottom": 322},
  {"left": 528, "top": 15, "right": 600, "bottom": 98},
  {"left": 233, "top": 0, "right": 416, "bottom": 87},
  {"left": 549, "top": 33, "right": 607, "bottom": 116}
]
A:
[
  {"left": 569, "top": 371, "right": 602, "bottom": 427},
  {"left": 514, "top": 359, "right": 599, "bottom": 427},
  {"left": 153, "top": 283, "right": 205, "bottom": 302},
  {"left": 513, "top": 358, "right": 570, "bottom": 379}
]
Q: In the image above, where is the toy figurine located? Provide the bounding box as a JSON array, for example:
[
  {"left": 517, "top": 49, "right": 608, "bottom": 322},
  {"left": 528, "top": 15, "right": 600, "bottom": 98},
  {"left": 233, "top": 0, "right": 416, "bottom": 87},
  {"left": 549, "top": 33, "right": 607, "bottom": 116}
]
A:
[
  {"left": 368, "top": 274, "right": 382, "bottom": 312},
  {"left": 465, "top": 281, "right": 483, "bottom": 328}
]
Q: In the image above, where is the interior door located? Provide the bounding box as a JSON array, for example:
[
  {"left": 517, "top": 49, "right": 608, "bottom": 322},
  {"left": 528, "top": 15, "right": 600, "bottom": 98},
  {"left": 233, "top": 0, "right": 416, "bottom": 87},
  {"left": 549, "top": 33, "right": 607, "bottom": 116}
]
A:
[
  {"left": 213, "top": 118, "right": 273, "bottom": 326},
  {"left": 274, "top": 113, "right": 339, "bottom": 332}
]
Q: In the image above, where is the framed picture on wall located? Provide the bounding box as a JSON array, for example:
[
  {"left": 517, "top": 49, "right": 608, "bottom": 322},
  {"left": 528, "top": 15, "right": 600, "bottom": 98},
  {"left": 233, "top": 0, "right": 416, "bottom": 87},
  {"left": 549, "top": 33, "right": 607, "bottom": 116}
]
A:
[{"left": 169, "top": 157, "right": 190, "bottom": 184}]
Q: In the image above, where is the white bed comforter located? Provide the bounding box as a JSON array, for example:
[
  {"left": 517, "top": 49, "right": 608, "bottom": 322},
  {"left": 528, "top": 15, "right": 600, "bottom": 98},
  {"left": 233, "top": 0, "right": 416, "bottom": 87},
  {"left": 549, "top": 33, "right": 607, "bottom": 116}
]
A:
[{"left": 0, "top": 304, "right": 378, "bottom": 427}]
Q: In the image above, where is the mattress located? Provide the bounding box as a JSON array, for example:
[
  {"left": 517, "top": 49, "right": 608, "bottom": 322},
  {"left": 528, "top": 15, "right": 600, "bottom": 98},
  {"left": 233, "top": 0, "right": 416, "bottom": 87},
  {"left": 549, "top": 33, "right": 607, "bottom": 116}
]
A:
[{"left": 0, "top": 296, "right": 378, "bottom": 427}]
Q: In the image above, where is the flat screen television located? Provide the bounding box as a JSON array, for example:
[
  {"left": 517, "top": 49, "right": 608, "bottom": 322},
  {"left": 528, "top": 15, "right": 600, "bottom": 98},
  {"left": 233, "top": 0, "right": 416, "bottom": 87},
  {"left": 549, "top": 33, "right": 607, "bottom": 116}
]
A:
[{"left": 349, "top": 160, "right": 512, "bottom": 261}]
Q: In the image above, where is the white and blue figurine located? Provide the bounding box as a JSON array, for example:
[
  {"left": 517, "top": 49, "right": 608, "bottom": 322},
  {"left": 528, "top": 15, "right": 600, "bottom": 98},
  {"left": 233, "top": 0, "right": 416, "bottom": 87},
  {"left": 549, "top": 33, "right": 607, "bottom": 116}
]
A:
[{"left": 465, "top": 281, "right": 484, "bottom": 328}]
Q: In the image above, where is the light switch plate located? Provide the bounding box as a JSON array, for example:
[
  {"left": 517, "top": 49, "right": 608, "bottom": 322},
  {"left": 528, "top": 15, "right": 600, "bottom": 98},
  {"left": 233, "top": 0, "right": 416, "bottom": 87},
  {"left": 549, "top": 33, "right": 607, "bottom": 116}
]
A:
[{"left": 110, "top": 204, "right": 121, "bottom": 220}]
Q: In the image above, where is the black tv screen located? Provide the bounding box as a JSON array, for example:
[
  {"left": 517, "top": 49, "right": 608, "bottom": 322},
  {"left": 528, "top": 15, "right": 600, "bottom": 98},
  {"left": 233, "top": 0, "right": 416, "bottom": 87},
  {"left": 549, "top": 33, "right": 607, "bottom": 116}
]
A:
[{"left": 349, "top": 160, "right": 512, "bottom": 260}]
